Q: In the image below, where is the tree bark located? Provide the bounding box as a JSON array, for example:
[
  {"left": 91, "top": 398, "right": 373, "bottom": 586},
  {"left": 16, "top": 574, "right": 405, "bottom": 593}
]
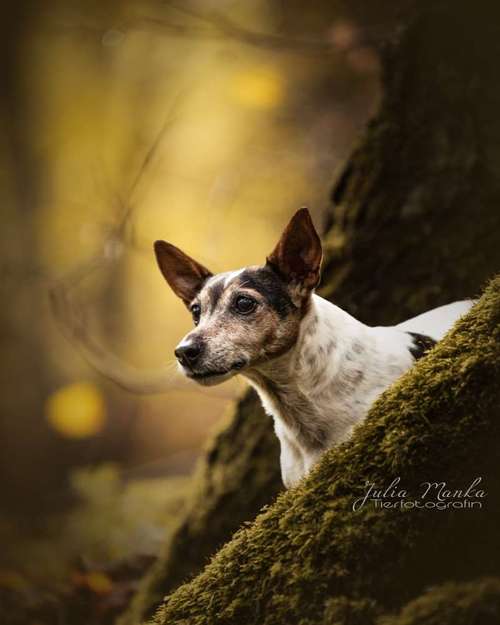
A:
[{"left": 121, "top": 1, "right": 500, "bottom": 621}]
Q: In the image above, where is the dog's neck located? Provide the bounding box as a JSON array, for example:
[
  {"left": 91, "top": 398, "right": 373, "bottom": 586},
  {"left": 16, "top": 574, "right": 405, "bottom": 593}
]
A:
[{"left": 243, "top": 294, "right": 414, "bottom": 487}]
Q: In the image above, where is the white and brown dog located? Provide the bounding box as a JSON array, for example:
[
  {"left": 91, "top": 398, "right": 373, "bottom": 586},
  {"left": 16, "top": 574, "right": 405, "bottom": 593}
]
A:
[{"left": 154, "top": 209, "right": 474, "bottom": 488}]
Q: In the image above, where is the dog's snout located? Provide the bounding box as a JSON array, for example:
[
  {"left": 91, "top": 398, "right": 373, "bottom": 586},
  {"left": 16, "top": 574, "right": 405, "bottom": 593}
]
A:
[{"left": 175, "top": 341, "right": 203, "bottom": 367}]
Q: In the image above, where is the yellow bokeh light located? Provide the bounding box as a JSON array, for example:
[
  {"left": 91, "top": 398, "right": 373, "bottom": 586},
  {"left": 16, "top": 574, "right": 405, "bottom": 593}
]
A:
[
  {"left": 84, "top": 571, "right": 113, "bottom": 594},
  {"left": 46, "top": 382, "right": 106, "bottom": 439},
  {"left": 229, "top": 66, "right": 285, "bottom": 109}
]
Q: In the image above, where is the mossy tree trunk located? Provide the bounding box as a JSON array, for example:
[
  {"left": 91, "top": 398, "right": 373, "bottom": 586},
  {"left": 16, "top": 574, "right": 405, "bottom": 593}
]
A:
[
  {"left": 379, "top": 578, "right": 500, "bottom": 625},
  {"left": 122, "top": 1, "right": 500, "bottom": 621}
]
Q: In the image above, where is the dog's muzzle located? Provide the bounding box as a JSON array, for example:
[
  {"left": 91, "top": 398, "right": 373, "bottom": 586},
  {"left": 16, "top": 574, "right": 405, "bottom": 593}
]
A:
[{"left": 174, "top": 339, "right": 247, "bottom": 381}]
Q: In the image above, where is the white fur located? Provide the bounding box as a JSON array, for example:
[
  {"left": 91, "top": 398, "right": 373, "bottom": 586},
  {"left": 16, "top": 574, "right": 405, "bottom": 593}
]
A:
[
  {"left": 245, "top": 295, "right": 474, "bottom": 488},
  {"left": 224, "top": 268, "right": 245, "bottom": 287},
  {"left": 395, "top": 300, "right": 474, "bottom": 340}
]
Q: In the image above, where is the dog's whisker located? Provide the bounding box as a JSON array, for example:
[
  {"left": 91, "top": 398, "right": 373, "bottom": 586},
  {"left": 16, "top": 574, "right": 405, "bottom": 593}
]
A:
[{"left": 158, "top": 357, "right": 243, "bottom": 400}]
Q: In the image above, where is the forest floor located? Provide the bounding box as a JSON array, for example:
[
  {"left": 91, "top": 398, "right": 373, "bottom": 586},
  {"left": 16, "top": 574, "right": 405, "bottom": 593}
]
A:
[{"left": 0, "top": 465, "right": 190, "bottom": 625}]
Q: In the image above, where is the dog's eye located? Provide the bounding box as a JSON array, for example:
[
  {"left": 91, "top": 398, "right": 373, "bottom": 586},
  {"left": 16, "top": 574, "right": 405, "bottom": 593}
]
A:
[
  {"left": 191, "top": 303, "right": 201, "bottom": 325},
  {"left": 234, "top": 295, "right": 257, "bottom": 315}
]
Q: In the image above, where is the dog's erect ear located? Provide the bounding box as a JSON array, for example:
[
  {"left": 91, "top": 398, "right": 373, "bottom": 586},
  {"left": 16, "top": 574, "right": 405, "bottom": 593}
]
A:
[
  {"left": 154, "top": 241, "right": 212, "bottom": 305},
  {"left": 266, "top": 208, "right": 322, "bottom": 292}
]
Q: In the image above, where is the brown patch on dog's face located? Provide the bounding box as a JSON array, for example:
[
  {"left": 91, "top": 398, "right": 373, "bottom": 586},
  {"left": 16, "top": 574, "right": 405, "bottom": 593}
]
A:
[{"left": 174, "top": 266, "right": 304, "bottom": 385}]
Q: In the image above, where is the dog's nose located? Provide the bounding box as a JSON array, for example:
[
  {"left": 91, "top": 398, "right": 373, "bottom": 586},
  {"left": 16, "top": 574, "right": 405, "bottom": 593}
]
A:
[{"left": 175, "top": 341, "right": 202, "bottom": 367}]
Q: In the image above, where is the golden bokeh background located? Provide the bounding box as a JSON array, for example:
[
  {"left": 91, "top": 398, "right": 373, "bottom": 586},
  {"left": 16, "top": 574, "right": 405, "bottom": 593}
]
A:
[{"left": 1, "top": 0, "right": 379, "bottom": 512}]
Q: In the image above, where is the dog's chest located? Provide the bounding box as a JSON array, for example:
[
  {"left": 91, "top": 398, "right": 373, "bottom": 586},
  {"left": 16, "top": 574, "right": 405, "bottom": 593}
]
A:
[
  {"left": 254, "top": 375, "right": 371, "bottom": 488},
  {"left": 256, "top": 357, "right": 377, "bottom": 452}
]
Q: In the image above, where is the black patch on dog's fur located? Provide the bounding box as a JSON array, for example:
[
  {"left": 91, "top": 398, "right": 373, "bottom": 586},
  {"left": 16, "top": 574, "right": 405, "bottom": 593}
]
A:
[
  {"left": 407, "top": 332, "right": 437, "bottom": 360},
  {"left": 237, "top": 268, "right": 296, "bottom": 318}
]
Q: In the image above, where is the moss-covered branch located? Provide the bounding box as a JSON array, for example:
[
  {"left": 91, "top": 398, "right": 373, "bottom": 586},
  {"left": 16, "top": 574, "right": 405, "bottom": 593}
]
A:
[
  {"left": 310, "top": 577, "right": 500, "bottom": 625},
  {"left": 153, "top": 275, "right": 500, "bottom": 624},
  {"left": 379, "top": 578, "right": 500, "bottom": 625}
]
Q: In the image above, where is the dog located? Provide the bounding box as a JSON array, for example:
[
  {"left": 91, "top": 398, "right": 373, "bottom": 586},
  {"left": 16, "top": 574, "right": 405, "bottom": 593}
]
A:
[{"left": 154, "top": 208, "right": 474, "bottom": 487}]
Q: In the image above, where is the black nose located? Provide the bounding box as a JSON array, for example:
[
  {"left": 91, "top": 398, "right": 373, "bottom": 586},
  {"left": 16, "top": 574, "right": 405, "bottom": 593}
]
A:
[{"left": 175, "top": 341, "right": 202, "bottom": 367}]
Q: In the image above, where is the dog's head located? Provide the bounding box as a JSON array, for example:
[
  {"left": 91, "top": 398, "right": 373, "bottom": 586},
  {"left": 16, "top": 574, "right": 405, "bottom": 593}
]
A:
[{"left": 154, "top": 208, "right": 322, "bottom": 385}]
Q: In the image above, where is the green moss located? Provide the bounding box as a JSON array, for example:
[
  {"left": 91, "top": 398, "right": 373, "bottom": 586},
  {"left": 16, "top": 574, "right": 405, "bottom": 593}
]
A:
[
  {"left": 379, "top": 578, "right": 500, "bottom": 625},
  {"left": 322, "top": 596, "right": 380, "bottom": 625},
  {"left": 152, "top": 276, "right": 500, "bottom": 624}
]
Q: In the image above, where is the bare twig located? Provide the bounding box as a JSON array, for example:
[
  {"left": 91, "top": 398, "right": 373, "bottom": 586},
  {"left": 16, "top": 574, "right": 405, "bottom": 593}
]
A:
[
  {"left": 56, "top": 4, "right": 382, "bottom": 60},
  {"left": 47, "top": 91, "right": 240, "bottom": 400},
  {"left": 129, "top": 11, "right": 334, "bottom": 54},
  {"left": 131, "top": 1, "right": 385, "bottom": 54}
]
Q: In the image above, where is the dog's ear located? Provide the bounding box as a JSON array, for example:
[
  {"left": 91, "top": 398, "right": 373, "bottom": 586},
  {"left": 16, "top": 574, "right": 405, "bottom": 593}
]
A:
[
  {"left": 154, "top": 241, "right": 212, "bottom": 305},
  {"left": 266, "top": 208, "right": 322, "bottom": 293}
]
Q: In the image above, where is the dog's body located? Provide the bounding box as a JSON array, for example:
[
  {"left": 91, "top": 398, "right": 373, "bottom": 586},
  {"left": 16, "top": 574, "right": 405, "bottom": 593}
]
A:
[
  {"left": 154, "top": 209, "right": 474, "bottom": 487},
  {"left": 244, "top": 294, "right": 472, "bottom": 486}
]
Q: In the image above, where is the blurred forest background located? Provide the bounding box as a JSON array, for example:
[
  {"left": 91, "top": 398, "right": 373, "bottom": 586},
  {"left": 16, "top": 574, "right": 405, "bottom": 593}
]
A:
[{"left": 0, "top": 0, "right": 385, "bottom": 621}]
